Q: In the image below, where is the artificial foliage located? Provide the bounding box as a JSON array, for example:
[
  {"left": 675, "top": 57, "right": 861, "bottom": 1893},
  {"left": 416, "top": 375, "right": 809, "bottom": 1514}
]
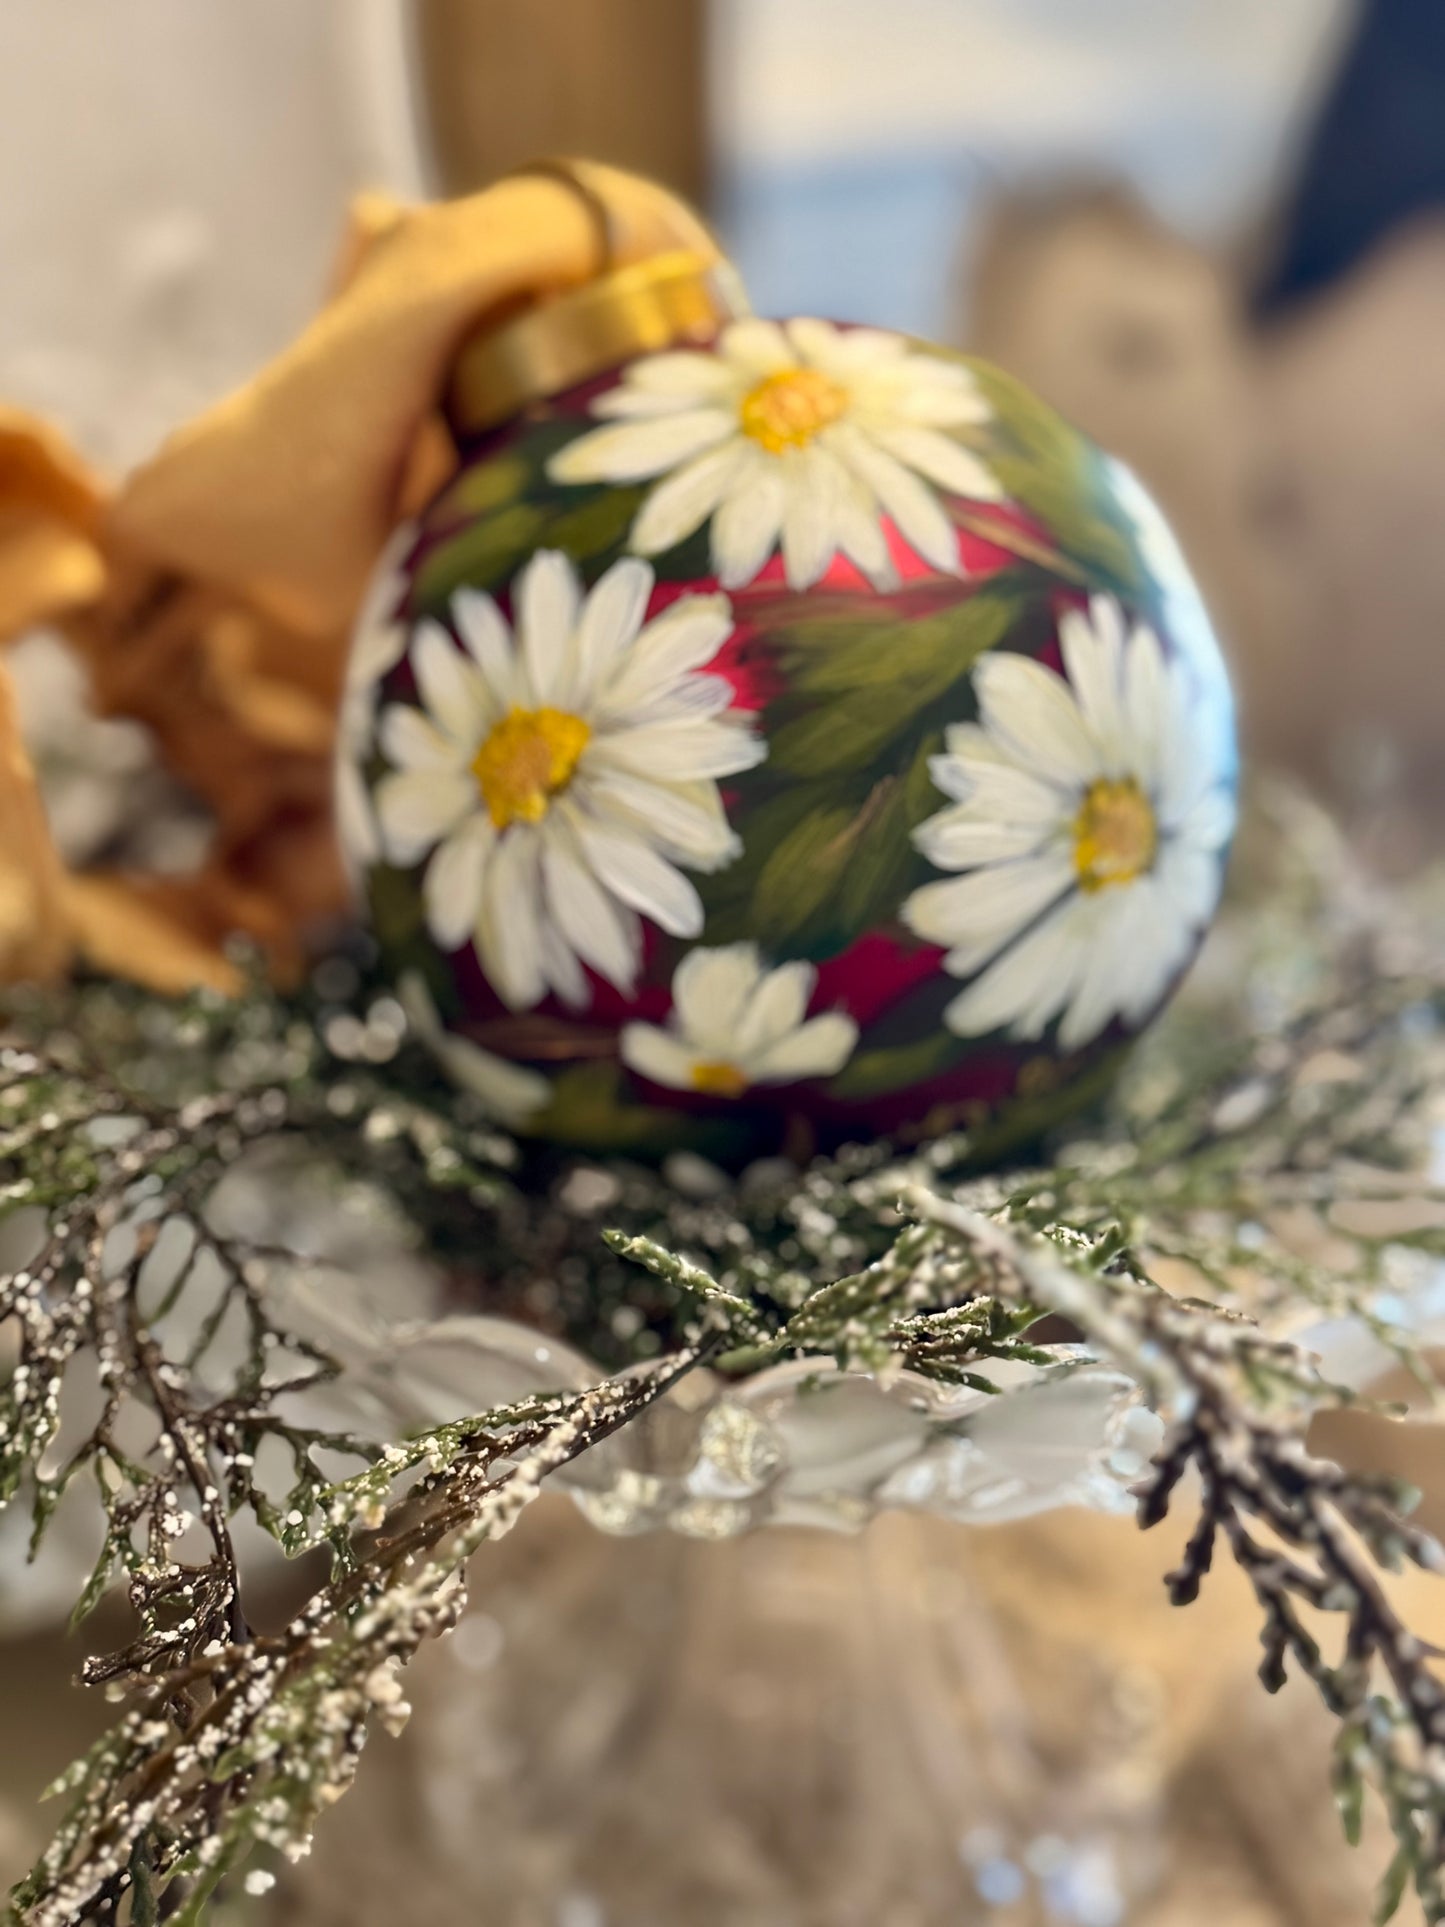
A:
[{"left": 1, "top": 790, "right": 1444, "bottom": 1924}]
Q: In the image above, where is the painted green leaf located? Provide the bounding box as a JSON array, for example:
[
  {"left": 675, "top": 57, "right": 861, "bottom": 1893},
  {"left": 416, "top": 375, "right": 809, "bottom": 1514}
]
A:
[
  {"left": 428, "top": 453, "right": 530, "bottom": 528},
  {"left": 716, "top": 739, "right": 935, "bottom": 955},
  {"left": 750, "top": 801, "right": 864, "bottom": 946},
  {"left": 413, "top": 501, "right": 550, "bottom": 609},
  {"left": 834, "top": 736, "right": 939, "bottom": 933},
  {"left": 969, "top": 359, "right": 1143, "bottom": 594},
  {"left": 542, "top": 484, "right": 645, "bottom": 564},
  {"left": 827, "top": 1030, "right": 961, "bottom": 1100},
  {"left": 769, "top": 586, "right": 1023, "bottom": 778},
  {"left": 366, "top": 863, "right": 424, "bottom": 952},
  {"left": 697, "top": 783, "right": 817, "bottom": 934},
  {"left": 535, "top": 1061, "right": 750, "bottom": 1159}
]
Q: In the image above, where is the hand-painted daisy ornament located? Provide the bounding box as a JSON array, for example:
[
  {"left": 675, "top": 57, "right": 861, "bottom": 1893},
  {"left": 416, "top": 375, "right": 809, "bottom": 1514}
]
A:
[{"left": 341, "top": 244, "right": 1237, "bottom": 1161}]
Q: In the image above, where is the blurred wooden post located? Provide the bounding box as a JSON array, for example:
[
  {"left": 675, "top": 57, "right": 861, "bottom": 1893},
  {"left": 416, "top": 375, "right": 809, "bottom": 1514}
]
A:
[{"left": 415, "top": 0, "right": 710, "bottom": 206}]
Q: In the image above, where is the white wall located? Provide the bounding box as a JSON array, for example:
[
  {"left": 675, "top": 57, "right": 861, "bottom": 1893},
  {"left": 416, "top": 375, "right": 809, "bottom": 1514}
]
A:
[
  {"left": 712, "top": 0, "right": 1357, "bottom": 332},
  {"left": 0, "top": 0, "right": 423, "bottom": 469}
]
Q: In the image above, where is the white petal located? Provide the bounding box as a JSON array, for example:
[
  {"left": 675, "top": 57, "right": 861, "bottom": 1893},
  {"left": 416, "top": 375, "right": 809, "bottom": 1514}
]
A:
[
  {"left": 398, "top": 969, "right": 448, "bottom": 1047},
  {"left": 379, "top": 704, "right": 461, "bottom": 772},
  {"left": 440, "top": 1039, "right": 550, "bottom": 1123},
  {"left": 348, "top": 614, "right": 408, "bottom": 693},
  {"left": 571, "top": 818, "right": 703, "bottom": 938},
  {"left": 973, "top": 653, "right": 1101, "bottom": 790},
  {"left": 591, "top": 385, "right": 703, "bottom": 422},
  {"left": 453, "top": 588, "right": 517, "bottom": 705},
  {"left": 784, "top": 316, "right": 848, "bottom": 368},
  {"left": 718, "top": 318, "right": 796, "bottom": 377},
  {"left": 515, "top": 550, "right": 581, "bottom": 708},
  {"left": 922, "top": 751, "right": 1069, "bottom": 822},
  {"left": 890, "top": 365, "right": 991, "bottom": 429},
  {"left": 350, "top": 539, "right": 409, "bottom": 627},
  {"left": 828, "top": 467, "right": 898, "bottom": 590},
  {"left": 346, "top": 522, "right": 414, "bottom": 686},
  {"left": 590, "top": 716, "right": 765, "bottom": 781},
  {"left": 670, "top": 943, "right": 763, "bottom": 1053},
  {"left": 598, "top": 592, "right": 734, "bottom": 717},
  {"left": 942, "top": 895, "right": 1085, "bottom": 1041},
  {"left": 632, "top": 672, "right": 736, "bottom": 723},
  {"left": 423, "top": 814, "right": 494, "bottom": 951},
  {"left": 570, "top": 556, "right": 654, "bottom": 708},
  {"left": 1111, "top": 876, "right": 1194, "bottom": 1026},
  {"left": 902, "top": 849, "right": 1073, "bottom": 970},
  {"left": 711, "top": 462, "right": 787, "bottom": 588},
  {"left": 1054, "top": 896, "right": 1140, "bottom": 1050},
  {"left": 578, "top": 770, "right": 740, "bottom": 871},
  {"left": 335, "top": 758, "right": 379, "bottom": 869},
  {"left": 913, "top": 807, "right": 1052, "bottom": 869},
  {"left": 474, "top": 829, "right": 546, "bottom": 1010},
  {"left": 399, "top": 970, "right": 551, "bottom": 1124},
  {"left": 870, "top": 425, "right": 1002, "bottom": 502},
  {"left": 592, "top": 350, "right": 740, "bottom": 412},
  {"left": 1059, "top": 602, "right": 1128, "bottom": 771},
  {"left": 828, "top": 424, "right": 959, "bottom": 574},
  {"left": 942, "top": 720, "right": 1009, "bottom": 764},
  {"left": 620, "top": 1024, "right": 703, "bottom": 1092},
  {"left": 805, "top": 325, "right": 908, "bottom": 372},
  {"left": 540, "top": 919, "right": 590, "bottom": 1009},
  {"left": 749, "top": 1012, "right": 859, "bottom": 1083},
  {"left": 375, "top": 770, "right": 476, "bottom": 867},
  {"left": 541, "top": 826, "right": 639, "bottom": 994},
  {"left": 1156, "top": 672, "right": 1225, "bottom": 826},
  {"left": 413, "top": 622, "right": 493, "bottom": 745},
  {"left": 1153, "top": 835, "right": 1223, "bottom": 930},
  {"left": 780, "top": 446, "right": 843, "bottom": 590},
  {"left": 736, "top": 960, "right": 816, "bottom": 1057},
  {"left": 1121, "top": 619, "right": 1170, "bottom": 792},
  {"left": 549, "top": 409, "right": 735, "bottom": 485},
  {"left": 630, "top": 440, "right": 751, "bottom": 559}
]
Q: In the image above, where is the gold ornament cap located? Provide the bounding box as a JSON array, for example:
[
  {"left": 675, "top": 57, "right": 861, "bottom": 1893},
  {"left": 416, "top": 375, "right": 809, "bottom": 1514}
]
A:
[{"left": 447, "top": 249, "right": 748, "bottom": 438}]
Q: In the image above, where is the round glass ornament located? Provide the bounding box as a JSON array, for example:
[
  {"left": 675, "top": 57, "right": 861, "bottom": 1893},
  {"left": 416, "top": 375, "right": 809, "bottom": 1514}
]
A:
[{"left": 338, "top": 251, "right": 1237, "bottom": 1162}]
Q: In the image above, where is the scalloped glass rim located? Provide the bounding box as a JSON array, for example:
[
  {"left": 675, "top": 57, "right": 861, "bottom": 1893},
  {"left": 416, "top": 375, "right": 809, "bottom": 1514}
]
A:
[{"left": 355, "top": 1310, "right": 1167, "bottom": 1538}]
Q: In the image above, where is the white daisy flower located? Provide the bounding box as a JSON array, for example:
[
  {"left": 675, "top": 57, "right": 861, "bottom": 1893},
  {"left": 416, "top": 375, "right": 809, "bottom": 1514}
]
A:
[
  {"left": 336, "top": 524, "right": 415, "bottom": 871},
  {"left": 621, "top": 943, "right": 859, "bottom": 1096},
  {"left": 901, "top": 594, "right": 1235, "bottom": 1052},
  {"left": 371, "top": 551, "right": 764, "bottom": 1011},
  {"left": 398, "top": 973, "right": 550, "bottom": 1128},
  {"left": 546, "top": 318, "right": 1002, "bottom": 593}
]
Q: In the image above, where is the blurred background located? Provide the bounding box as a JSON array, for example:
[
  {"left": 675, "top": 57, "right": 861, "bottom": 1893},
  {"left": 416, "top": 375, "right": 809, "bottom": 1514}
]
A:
[{"left": 2, "top": 2, "right": 1444, "bottom": 1920}]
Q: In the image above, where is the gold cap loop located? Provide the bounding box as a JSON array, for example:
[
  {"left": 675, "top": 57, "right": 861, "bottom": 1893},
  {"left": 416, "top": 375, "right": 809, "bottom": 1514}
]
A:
[
  {"left": 446, "top": 249, "right": 749, "bottom": 438},
  {"left": 503, "top": 157, "right": 621, "bottom": 278}
]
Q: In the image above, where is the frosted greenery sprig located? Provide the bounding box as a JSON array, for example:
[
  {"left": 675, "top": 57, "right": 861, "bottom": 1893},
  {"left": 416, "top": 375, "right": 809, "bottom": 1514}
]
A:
[
  {"left": 2, "top": 788, "right": 1445, "bottom": 1919},
  {"left": 9, "top": 1350, "right": 708, "bottom": 1927}
]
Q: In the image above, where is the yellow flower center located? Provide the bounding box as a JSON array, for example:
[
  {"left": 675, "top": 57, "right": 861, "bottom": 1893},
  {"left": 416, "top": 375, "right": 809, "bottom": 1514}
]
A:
[
  {"left": 1072, "top": 778, "right": 1158, "bottom": 892},
  {"left": 739, "top": 367, "right": 848, "bottom": 454},
  {"left": 472, "top": 706, "right": 591, "bottom": 830},
  {"left": 690, "top": 1059, "right": 750, "bottom": 1098}
]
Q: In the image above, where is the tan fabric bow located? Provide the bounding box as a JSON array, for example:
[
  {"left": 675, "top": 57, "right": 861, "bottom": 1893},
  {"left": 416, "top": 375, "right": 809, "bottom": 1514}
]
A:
[{"left": 0, "top": 165, "right": 717, "bottom": 995}]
